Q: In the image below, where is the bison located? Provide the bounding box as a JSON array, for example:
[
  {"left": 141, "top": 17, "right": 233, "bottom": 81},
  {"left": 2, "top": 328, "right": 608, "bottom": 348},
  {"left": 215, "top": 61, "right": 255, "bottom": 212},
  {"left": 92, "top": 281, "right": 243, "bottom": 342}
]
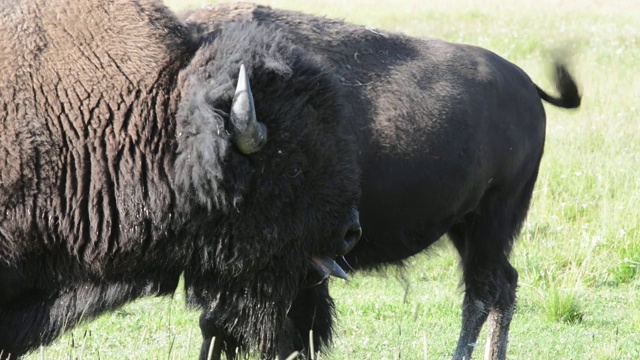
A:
[
  {"left": 181, "top": 3, "right": 582, "bottom": 360},
  {"left": 0, "top": 0, "right": 363, "bottom": 358}
]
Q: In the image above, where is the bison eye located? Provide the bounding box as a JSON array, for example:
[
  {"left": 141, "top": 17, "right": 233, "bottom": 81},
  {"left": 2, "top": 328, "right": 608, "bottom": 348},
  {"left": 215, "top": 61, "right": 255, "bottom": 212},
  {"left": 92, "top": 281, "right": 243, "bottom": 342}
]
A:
[{"left": 284, "top": 166, "right": 303, "bottom": 178}]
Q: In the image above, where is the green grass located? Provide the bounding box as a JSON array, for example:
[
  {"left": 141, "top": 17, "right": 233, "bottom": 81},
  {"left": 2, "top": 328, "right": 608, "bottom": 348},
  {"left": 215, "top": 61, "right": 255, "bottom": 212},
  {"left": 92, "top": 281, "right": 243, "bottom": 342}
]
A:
[
  {"left": 543, "top": 287, "right": 584, "bottom": 324},
  {"left": 26, "top": 0, "right": 640, "bottom": 359}
]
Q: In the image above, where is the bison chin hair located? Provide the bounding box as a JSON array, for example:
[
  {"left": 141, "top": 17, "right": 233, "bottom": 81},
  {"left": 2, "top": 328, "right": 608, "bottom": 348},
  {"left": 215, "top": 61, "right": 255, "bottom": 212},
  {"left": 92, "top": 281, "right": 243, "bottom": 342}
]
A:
[{"left": 185, "top": 261, "right": 305, "bottom": 356}]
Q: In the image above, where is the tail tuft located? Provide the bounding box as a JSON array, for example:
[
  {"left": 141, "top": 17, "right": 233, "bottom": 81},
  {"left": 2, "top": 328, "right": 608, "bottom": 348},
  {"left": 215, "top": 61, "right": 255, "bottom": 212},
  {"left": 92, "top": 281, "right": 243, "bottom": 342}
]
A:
[{"left": 537, "top": 61, "right": 581, "bottom": 109}]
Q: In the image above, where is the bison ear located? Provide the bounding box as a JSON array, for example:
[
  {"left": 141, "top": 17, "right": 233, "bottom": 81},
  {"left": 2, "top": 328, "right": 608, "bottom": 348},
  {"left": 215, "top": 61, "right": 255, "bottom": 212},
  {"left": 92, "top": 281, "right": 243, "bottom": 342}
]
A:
[{"left": 229, "top": 64, "right": 268, "bottom": 154}]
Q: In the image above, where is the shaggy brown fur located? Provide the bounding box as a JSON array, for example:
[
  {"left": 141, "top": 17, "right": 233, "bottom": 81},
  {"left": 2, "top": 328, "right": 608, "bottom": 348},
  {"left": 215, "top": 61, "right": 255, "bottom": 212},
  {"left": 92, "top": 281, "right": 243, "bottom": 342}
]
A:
[{"left": 0, "top": 0, "right": 193, "bottom": 275}]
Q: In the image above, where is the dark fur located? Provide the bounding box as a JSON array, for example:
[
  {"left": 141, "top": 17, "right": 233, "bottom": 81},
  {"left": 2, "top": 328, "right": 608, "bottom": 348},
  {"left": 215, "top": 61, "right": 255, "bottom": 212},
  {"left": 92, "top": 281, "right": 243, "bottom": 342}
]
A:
[
  {"left": 0, "top": 1, "right": 360, "bottom": 358},
  {"left": 181, "top": 3, "right": 581, "bottom": 359}
]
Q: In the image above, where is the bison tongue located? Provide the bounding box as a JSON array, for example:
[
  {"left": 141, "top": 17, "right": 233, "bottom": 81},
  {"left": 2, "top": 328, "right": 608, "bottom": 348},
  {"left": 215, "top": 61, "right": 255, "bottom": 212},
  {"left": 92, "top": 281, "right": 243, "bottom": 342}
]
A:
[{"left": 311, "top": 257, "right": 348, "bottom": 281}]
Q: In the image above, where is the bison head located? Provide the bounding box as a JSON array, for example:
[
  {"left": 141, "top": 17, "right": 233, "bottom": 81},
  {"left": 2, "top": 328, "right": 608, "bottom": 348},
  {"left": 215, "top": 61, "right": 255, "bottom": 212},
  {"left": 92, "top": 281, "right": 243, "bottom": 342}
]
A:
[{"left": 173, "top": 21, "right": 361, "bottom": 355}]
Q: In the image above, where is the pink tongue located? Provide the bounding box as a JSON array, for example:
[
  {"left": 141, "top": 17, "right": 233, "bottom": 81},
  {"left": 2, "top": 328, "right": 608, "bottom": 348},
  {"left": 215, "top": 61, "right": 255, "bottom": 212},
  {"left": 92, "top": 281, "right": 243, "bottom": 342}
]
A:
[{"left": 311, "top": 257, "right": 348, "bottom": 280}]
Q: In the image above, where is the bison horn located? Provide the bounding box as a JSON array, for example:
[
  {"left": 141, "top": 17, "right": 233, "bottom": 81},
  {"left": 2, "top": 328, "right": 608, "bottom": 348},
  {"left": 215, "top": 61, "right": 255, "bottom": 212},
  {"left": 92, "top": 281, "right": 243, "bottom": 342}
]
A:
[{"left": 230, "top": 64, "right": 268, "bottom": 154}]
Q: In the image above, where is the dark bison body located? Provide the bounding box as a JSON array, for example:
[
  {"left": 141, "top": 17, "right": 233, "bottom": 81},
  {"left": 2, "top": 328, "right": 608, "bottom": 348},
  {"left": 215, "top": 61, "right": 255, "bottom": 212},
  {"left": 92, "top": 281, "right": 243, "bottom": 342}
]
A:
[
  {"left": 182, "top": 4, "right": 581, "bottom": 360},
  {"left": 0, "top": 0, "right": 362, "bottom": 358}
]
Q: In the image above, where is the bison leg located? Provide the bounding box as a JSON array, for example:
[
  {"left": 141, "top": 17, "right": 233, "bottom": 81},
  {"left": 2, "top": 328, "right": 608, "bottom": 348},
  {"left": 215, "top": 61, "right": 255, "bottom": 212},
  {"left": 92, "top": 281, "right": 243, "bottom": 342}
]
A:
[
  {"left": 453, "top": 293, "right": 490, "bottom": 359},
  {"left": 197, "top": 310, "right": 240, "bottom": 360},
  {"left": 196, "top": 312, "right": 298, "bottom": 360},
  {"left": 483, "top": 264, "right": 517, "bottom": 360},
  {"left": 448, "top": 171, "right": 536, "bottom": 359},
  {"left": 449, "top": 217, "right": 519, "bottom": 360},
  {"left": 281, "top": 281, "right": 335, "bottom": 359},
  {"left": 196, "top": 281, "right": 334, "bottom": 360},
  {"left": 450, "top": 259, "right": 517, "bottom": 360}
]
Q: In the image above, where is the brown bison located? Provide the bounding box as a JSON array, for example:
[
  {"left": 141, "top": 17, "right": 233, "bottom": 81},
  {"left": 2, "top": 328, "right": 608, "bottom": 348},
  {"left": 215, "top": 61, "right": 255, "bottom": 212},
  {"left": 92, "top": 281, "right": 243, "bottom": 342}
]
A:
[
  {"left": 0, "top": 0, "right": 362, "bottom": 358},
  {"left": 181, "top": 3, "right": 581, "bottom": 360}
]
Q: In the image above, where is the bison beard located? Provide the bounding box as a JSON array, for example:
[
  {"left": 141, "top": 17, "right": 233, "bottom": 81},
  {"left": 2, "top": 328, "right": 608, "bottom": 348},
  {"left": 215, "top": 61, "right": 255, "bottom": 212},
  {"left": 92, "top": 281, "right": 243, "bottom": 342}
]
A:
[
  {"left": 181, "top": 4, "right": 582, "bottom": 360},
  {"left": 0, "top": 1, "right": 361, "bottom": 359}
]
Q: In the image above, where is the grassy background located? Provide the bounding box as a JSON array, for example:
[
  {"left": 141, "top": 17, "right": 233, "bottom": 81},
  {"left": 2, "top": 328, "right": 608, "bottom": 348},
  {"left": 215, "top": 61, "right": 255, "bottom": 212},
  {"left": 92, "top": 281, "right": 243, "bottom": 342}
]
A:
[{"left": 26, "top": 0, "right": 640, "bottom": 359}]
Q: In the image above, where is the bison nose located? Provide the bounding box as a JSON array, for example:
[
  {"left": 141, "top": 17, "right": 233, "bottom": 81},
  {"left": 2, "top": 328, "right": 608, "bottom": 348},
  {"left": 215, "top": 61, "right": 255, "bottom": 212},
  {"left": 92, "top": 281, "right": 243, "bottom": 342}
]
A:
[
  {"left": 342, "top": 208, "right": 362, "bottom": 255},
  {"left": 306, "top": 209, "right": 362, "bottom": 287}
]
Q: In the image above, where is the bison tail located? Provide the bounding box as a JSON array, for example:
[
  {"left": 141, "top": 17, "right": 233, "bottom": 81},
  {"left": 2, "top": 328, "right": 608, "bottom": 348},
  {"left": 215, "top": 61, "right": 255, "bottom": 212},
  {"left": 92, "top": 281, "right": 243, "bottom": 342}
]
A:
[{"left": 536, "top": 62, "right": 581, "bottom": 109}]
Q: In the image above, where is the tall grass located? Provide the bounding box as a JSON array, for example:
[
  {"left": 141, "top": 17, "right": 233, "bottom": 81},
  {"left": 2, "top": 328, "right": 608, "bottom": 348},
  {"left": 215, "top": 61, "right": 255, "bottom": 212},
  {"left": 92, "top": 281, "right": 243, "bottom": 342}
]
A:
[{"left": 26, "top": 1, "right": 640, "bottom": 359}]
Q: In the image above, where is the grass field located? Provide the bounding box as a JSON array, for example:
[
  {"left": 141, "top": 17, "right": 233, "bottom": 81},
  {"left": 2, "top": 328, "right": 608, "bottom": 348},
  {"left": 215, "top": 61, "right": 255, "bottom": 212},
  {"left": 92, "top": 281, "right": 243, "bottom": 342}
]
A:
[{"left": 25, "top": 0, "right": 640, "bottom": 359}]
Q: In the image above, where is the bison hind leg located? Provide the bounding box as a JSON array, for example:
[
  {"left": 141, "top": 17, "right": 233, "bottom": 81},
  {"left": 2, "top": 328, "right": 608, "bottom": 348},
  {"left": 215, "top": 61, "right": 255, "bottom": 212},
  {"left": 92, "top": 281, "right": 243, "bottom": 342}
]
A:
[
  {"left": 448, "top": 214, "right": 519, "bottom": 360},
  {"left": 448, "top": 171, "right": 538, "bottom": 360},
  {"left": 482, "top": 261, "right": 518, "bottom": 360}
]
